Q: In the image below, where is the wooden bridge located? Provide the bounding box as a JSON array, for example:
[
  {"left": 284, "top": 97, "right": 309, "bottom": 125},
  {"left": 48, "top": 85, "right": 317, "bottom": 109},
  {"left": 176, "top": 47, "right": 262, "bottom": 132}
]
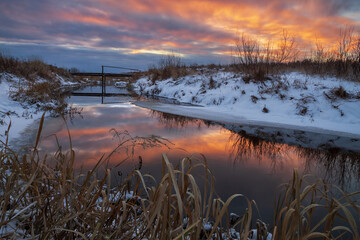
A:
[{"left": 71, "top": 65, "right": 140, "bottom": 103}]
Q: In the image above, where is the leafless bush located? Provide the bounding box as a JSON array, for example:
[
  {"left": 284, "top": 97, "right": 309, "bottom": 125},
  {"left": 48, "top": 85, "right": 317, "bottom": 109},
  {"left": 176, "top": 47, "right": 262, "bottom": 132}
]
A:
[
  {"left": 274, "top": 29, "right": 298, "bottom": 63},
  {"left": 281, "top": 28, "right": 359, "bottom": 81},
  {"left": 233, "top": 30, "right": 299, "bottom": 82},
  {"left": 338, "top": 26, "right": 355, "bottom": 61},
  {"left": 233, "top": 34, "right": 270, "bottom": 82},
  {"left": 147, "top": 53, "right": 188, "bottom": 83},
  {"left": 231, "top": 26, "right": 360, "bottom": 81}
]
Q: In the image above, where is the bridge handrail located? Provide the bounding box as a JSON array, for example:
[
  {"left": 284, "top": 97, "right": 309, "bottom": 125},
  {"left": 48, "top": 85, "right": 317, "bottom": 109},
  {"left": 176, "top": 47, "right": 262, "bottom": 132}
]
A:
[
  {"left": 71, "top": 72, "right": 134, "bottom": 76},
  {"left": 102, "top": 65, "right": 141, "bottom": 72}
]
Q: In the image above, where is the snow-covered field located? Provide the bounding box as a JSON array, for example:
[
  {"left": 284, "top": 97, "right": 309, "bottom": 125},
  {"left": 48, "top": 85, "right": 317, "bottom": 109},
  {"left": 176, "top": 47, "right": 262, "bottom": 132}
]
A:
[
  {"left": 135, "top": 71, "right": 360, "bottom": 136},
  {"left": 0, "top": 73, "right": 79, "bottom": 142}
]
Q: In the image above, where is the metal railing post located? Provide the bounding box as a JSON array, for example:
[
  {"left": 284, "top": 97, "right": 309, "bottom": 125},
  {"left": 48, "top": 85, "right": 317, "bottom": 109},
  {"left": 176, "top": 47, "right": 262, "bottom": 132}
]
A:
[{"left": 101, "top": 65, "right": 104, "bottom": 104}]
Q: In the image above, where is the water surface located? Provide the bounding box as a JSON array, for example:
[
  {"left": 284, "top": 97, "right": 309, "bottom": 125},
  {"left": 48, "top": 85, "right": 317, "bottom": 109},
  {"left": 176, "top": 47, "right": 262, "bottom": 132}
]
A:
[{"left": 37, "top": 95, "right": 360, "bottom": 224}]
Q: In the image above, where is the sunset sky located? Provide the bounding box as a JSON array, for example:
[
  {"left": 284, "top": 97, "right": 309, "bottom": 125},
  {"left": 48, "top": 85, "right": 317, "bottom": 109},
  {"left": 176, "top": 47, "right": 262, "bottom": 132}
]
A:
[{"left": 0, "top": 0, "right": 359, "bottom": 71}]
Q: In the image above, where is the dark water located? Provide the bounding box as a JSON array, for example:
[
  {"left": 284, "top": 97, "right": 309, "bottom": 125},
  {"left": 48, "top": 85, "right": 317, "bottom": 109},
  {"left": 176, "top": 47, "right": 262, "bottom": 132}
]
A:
[{"left": 37, "top": 95, "right": 360, "bottom": 224}]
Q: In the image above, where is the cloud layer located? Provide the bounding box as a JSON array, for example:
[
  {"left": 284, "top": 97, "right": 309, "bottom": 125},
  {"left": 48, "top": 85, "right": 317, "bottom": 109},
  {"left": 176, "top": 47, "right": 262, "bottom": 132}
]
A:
[{"left": 0, "top": 0, "right": 359, "bottom": 70}]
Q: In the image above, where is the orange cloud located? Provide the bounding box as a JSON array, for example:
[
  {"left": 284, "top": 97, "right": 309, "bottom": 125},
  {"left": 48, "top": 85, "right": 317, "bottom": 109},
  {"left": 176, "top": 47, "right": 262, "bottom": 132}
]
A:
[
  {"left": 94, "top": 0, "right": 358, "bottom": 56},
  {"left": 1, "top": 0, "right": 358, "bottom": 66}
]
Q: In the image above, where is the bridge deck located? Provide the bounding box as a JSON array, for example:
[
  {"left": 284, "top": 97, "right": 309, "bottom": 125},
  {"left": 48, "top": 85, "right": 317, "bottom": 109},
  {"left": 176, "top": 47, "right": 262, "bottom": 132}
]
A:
[
  {"left": 72, "top": 72, "right": 133, "bottom": 77},
  {"left": 71, "top": 92, "right": 131, "bottom": 96}
]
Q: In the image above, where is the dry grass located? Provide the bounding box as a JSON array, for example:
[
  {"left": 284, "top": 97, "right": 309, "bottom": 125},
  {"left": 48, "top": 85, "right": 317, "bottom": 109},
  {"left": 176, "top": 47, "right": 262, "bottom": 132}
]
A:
[
  {"left": 147, "top": 54, "right": 189, "bottom": 83},
  {"left": 0, "top": 53, "right": 71, "bottom": 82},
  {"left": 273, "top": 171, "right": 360, "bottom": 240},
  {"left": 0, "top": 54, "right": 75, "bottom": 113},
  {"left": 0, "top": 114, "right": 359, "bottom": 239}
]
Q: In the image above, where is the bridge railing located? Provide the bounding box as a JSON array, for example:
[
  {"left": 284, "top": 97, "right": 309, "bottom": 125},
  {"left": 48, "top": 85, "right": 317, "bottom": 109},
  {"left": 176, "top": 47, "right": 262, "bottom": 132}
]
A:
[{"left": 71, "top": 65, "right": 141, "bottom": 103}]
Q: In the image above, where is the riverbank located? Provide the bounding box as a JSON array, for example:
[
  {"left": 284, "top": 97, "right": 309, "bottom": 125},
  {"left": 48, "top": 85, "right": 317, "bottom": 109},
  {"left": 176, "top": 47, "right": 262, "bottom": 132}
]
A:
[
  {"left": 134, "top": 71, "right": 360, "bottom": 137},
  {"left": 0, "top": 72, "right": 80, "bottom": 141}
]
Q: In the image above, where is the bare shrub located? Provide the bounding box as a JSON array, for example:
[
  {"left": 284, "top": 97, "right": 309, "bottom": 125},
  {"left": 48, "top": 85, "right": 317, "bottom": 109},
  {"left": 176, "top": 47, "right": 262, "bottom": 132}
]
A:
[
  {"left": 147, "top": 53, "right": 187, "bottom": 83},
  {"left": 233, "top": 30, "right": 298, "bottom": 82},
  {"left": 231, "top": 26, "right": 359, "bottom": 81},
  {"left": 299, "top": 26, "right": 360, "bottom": 81},
  {"left": 274, "top": 29, "right": 298, "bottom": 63},
  {"left": 338, "top": 26, "right": 355, "bottom": 61},
  {"left": 233, "top": 34, "right": 269, "bottom": 82}
]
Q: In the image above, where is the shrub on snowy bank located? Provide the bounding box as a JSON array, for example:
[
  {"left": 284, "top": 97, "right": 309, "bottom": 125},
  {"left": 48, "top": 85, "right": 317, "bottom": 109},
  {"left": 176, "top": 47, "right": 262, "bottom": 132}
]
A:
[
  {"left": 0, "top": 54, "right": 80, "bottom": 114},
  {"left": 147, "top": 53, "right": 190, "bottom": 83},
  {"left": 231, "top": 28, "right": 360, "bottom": 82}
]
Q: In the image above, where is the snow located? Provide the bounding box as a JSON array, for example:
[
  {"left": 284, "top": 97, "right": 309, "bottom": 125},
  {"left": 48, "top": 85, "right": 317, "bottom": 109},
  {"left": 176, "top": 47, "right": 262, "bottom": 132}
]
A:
[
  {"left": 248, "top": 229, "right": 272, "bottom": 240},
  {"left": 0, "top": 72, "right": 80, "bottom": 143},
  {"left": 203, "top": 222, "right": 212, "bottom": 231},
  {"left": 58, "top": 74, "right": 81, "bottom": 89},
  {"left": 0, "top": 73, "right": 44, "bottom": 142},
  {"left": 134, "top": 72, "right": 360, "bottom": 137},
  {"left": 114, "top": 81, "right": 127, "bottom": 88}
]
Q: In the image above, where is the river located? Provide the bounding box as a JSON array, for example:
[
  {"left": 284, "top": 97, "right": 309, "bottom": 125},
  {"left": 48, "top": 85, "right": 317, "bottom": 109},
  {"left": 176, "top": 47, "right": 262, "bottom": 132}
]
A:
[{"left": 31, "top": 88, "right": 360, "bottom": 225}]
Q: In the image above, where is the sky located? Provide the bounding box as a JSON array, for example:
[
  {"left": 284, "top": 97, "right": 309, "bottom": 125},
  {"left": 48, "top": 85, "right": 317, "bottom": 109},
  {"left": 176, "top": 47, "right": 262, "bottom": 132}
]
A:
[{"left": 0, "top": 0, "right": 359, "bottom": 72}]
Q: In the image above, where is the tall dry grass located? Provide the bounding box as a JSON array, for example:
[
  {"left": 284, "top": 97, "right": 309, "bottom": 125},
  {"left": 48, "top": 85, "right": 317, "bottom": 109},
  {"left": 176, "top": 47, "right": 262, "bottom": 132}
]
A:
[
  {"left": 147, "top": 54, "right": 189, "bottom": 83},
  {"left": 0, "top": 114, "right": 359, "bottom": 239},
  {"left": 0, "top": 54, "right": 71, "bottom": 82},
  {"left": 273, "top": 171, "right": 360, "bottom": 239}
]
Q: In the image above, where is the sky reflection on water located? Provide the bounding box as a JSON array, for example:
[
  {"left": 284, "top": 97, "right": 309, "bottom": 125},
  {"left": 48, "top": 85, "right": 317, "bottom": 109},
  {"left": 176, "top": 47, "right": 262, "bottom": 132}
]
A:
[{"left": 38, "top": 96, "right": 360, "bottom": 223}]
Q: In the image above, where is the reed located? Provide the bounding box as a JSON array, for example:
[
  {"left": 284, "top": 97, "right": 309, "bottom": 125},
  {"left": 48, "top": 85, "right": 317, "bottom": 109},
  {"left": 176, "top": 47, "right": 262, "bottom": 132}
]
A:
[{"left": 273, "top": 171, "right": 360, "bottom": 239}]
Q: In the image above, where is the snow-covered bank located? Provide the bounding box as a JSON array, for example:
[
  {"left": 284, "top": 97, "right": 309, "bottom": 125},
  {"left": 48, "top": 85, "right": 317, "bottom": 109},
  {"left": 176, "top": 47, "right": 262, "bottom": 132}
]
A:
[
  {"left": 134, "top": 101, "right": 360, "bottom": 138},
  {"left": 134, "top": 72, "right": 360, "bottom": 136},
  {"left": 0, "top": 72, "right": 79, "bottom": 142}
]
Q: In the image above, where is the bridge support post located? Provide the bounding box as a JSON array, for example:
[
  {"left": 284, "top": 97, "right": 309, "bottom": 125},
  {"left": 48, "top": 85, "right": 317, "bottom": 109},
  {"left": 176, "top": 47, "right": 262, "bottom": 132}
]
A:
[{"left": 101, "top": 65, "right": 104, "bottom": 104}]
